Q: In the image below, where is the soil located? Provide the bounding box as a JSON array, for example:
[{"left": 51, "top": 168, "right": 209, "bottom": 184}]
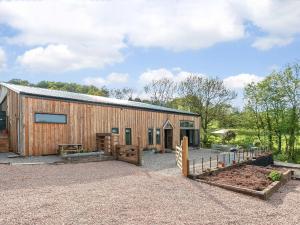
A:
[{"left": 202, "top": 165, "right": 286, "bottom": 191}]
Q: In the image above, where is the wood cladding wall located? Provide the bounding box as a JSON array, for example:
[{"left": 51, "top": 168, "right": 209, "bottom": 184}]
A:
[
  {"left": 22, "top": 96, "right": 200, "bottom": 156},
  {"left": 6, "top": 89, "right": 19, "bottom": 153}
]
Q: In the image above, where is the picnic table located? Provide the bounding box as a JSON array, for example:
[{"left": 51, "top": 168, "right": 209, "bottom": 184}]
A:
[{"left": 58, "top": 144, "right": 83, "bottom": 155}]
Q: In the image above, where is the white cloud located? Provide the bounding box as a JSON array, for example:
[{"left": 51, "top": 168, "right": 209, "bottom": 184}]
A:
[
  {"left": 139, "top": 68, "right": 204, "bottom": 85},
  {"left": 223, "top": 73, "right": 264, "bottom": 89},
  {"left": 234, "top": 0, "right": 300, "bottom": 50},
  {"left": 107, "top": 72, "right": 129, "bottom": 83},
  {"left": 84, "top": 72, "right": 128, "bottom": 87},
  {"left": 0, "top": 47, "right": 6, "bottom": 70},
  {"left": 252, "top": 36, "right": 293, "bottom": 50},
  {"left": 0, "top": 0, "right": 300, "bottom": 72}
]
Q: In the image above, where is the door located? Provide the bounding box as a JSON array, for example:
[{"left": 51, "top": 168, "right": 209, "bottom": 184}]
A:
[
  {"left": 164, "top": 129, "right": 173, "bottom": 149},
  {"left": 0, "top": 111, "right": 6, "bottom": 131}
]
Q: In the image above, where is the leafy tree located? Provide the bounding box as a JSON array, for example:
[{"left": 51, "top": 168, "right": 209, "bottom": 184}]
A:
[
  {"left": 179, "top": 75, "right": 237, "bottom": 146},
  {"left": 7, "top": 79, "right": 109, "bottom": 97}
]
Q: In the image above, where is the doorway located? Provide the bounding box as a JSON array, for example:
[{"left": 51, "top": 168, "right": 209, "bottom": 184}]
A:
[
  {"left": 164, "top": 129, "right": 173, "bottom": 149},
  {"left": 0, "top": 111, "right": 6, "bottom": 132},
  {"left": 180, "top": 129, "right": 195, "bottom": 146}
]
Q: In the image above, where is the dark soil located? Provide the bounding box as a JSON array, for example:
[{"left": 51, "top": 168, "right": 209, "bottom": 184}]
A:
[{"left": 203, "top": 165, "right": 286, "bottom": 191}]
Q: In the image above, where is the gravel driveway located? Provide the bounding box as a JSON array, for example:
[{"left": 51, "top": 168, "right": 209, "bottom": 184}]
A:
[{"left": 0, "top": 161, "right": 299, "bottom": 225}]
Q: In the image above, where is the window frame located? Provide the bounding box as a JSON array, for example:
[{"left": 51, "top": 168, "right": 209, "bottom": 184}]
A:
[
  {"left": 34, "top": 113, "right": 67, "bottom": 124},
  {"left": 125, "top": 128, "right": 132, "bottom": 145},
  {"left": 111, "top": 127, "right": 119, "bottom": 134},
  {"left": 180, "top": 120, "right": 194, "bottom": 128},
  {"left": 156, "top": 128, "right": 161, "bottom": 145},
  {"left": 148, "top": 128, "right": 154, "bottom": 145}
]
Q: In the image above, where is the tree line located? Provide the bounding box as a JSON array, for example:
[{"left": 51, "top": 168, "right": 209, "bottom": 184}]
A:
[{"left": 6, "top": 62, "right": 300, "bottom": 161}]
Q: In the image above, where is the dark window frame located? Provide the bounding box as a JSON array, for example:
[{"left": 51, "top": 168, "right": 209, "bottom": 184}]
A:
[
  {"left": 34, "top": 113, "right": 67, "bottom": 124},
  {"left": 180, "top": 120, "right": 194, "bottom": 128},
  {"left": 125, "top": 128, "right": 132, "bottom": 145},
  {"left": 148, "top": 128, "right": 154, "bottom": 145},
  {"left": 111, "top": 127, "right": 119, "bottom": 134},
  {"left": 156, "top": 128, "right": 161, "bottom": 145}
]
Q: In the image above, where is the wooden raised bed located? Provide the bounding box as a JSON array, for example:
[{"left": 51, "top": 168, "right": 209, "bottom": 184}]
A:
[{"left": 195, "top": 164, "right": 292, "bottom": 200}]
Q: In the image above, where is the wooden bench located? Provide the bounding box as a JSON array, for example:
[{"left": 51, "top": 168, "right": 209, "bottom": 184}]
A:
[{"left": 58, "top": 144, "right": 83, "bottom": 155}]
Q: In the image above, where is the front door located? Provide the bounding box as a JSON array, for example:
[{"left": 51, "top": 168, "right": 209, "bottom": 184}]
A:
[
  {"left": 0, "top": 111, "right": 6, "bottom": 132},
  {"left": 164, "top": 129, "right": 173, "bottom": 149}
]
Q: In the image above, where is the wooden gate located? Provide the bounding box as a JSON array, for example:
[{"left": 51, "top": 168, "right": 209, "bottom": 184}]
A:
[{"left": 176, "top": 136, "right": 189, "bottom": 177}]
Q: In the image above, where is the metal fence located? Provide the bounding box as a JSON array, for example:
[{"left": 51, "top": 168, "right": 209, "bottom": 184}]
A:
[{"left": 189, "top": 146, "right": 271, "bottom": 176}]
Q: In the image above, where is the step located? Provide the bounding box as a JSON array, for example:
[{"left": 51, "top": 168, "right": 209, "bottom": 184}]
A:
[{"left": 0, "top": 137, "right": 9, "bottom": 152}]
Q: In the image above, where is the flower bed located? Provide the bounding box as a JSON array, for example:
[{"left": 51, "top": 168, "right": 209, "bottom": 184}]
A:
[{"left": 196, "top": 164, "right": 292, "bottom": 200}]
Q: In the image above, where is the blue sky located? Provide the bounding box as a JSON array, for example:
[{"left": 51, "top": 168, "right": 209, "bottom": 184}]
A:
[{"left": 0, "top": 0, "right": 300, "bottom": 107}]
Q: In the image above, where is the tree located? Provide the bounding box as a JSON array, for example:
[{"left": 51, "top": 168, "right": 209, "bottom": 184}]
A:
[
  {"left": 244, "top": 63, "right": 300, "bottom": 160},
  {"left": 144, "top": 78, "right": 177, "bottom": 106},
  {"left": 110, "top": 88, "right": 135, "bottom": 100},
  {"left": 7, "top": 79, "right": 109, "bottom": 97},
  {"left": 179, "top": 75, "right": 237, "bottom": 146}
]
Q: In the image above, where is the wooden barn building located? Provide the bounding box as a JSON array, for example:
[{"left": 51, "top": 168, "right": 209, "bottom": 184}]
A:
[{"left": 0, "top": 83, "right": 200, "bottom": 156}]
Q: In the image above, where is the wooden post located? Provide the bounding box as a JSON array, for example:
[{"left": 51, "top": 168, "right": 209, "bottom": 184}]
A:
[{"left": 182, "top": 136, "right": 189, "bottom": 177}]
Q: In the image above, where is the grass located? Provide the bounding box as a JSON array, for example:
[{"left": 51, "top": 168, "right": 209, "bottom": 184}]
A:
[{"left": 206, "top": 127, "right": 300, "bottom": 164}]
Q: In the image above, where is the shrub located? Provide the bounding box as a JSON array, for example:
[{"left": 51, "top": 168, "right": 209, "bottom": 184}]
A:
[
  {"left": 223, "top": 130, "right": 236, "bottom": 143},
  {"left": 275, "top": 153, "right": 288, "bottom": 162},
  {"left": 268, "top": 171, "right": 282, "bottom": 182}
]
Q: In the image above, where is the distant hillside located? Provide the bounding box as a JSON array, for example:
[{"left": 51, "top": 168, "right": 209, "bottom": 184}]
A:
[{"left": 7, "top": 79, "right": 109, "bottom": 97}]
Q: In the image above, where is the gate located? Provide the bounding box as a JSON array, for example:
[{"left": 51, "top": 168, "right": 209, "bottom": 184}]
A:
[{"left": 175, "top": 136, "right": 189, "bottom": 177}]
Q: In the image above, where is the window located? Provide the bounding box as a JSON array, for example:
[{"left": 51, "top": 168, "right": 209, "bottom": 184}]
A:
[
  {"left": 35, "top": 113, "right": 67, "bottom": 124},
  {"left": 112, "top": 127, "right": 119, "bottom": 134},
  {"left": 148, "top": 128, "right": 153, "bottom": 145},
  {"left": 180, "top": 120, "right": 194, "bottom": 128},
  {"left": 125, "top": 128, "right": 132, "bottom": 145},
  {"left": 156, "top": 129, "right": 161, "bottom": 145}
]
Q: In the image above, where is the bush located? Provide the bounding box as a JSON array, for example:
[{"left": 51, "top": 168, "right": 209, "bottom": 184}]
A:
[
  {"left": 268, "top": 171, "right": 282, "bottom": 182},
  {"left": 223, "top": 130, "right": 236, "bottom": 143},
  {"left": 275, "top": 153, "right": 289, "bottom": 162}
]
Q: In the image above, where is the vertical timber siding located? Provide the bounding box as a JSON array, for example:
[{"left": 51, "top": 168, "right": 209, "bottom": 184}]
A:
[
  {"left": 6, "top": 89, "right": 19, "bottom": 153},
  {"left": 22, "top": 96, "right": 200, "bottom": 156}
]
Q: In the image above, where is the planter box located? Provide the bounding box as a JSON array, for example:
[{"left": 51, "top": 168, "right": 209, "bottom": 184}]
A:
[{"left": 196, "top": 169, "right": 292, "bottom": 200}]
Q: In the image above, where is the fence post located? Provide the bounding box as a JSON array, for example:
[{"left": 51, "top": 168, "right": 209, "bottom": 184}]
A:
[{"left": 182, "top": 136, "right": 189, "bottom": 177}]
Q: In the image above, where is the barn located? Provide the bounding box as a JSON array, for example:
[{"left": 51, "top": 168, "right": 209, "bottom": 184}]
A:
[{"left": 0, "top": 83, "right": 200, "bottom": 156}]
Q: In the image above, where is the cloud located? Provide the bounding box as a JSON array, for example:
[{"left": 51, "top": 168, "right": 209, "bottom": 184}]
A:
[
  {"left": 252, "top": 36, "right": 293, "bottom": 50},
  {"left": 84, "top": 72, "right": 128, "bottom": 87},
  {"left": 234, "top": 0, "right": 300, "bottom": 50},
  {"left": 1, "top": 0, "right": 300, "bottom": 72},
  {"left": 223, "top": 73, "right": 264, "bottom": 89},
  {"left": 139, "top": 68, "right": 204, "bottom": 85},
  {"left": 107, "top": 72, "right": 129, "bottom": 83},
  {"left": 0, "top": 47, "right": 6, "bottom": 70}
]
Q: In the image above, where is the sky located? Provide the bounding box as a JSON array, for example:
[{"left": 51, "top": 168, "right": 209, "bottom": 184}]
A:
[{"left": 0, "top": 0, "right": 300, "bottom": 107}]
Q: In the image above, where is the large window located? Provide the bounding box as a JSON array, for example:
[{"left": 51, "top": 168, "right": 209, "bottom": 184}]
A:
[
  {"left": 125, "top": 128, "right": 132, "bottom": 145},
  {"left": 156, "top": 129, "right": 161, "bottom": 145},
  {"left": 35, "top": 113, "right": 67, "bottom": 124},
  {"left": 180, "top": 120, "right": 194, "bottom": 128},
  {"left": 148, "top": 128, "right": 154, "bottom": 145}
]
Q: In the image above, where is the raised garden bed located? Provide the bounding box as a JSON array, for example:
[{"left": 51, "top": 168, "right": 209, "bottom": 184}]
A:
[{"left": 196, "top": 164, "right": 292, "bottom": 200}]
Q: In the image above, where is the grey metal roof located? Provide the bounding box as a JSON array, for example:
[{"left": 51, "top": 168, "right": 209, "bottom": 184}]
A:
[{"left": 1, "top": 82, "right": 198, "bottom": 116}]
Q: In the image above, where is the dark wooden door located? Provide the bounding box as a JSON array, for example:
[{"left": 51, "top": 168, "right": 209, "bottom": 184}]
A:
[
  {"left": 0, "top": 111, "right": 6, "bottom": 131},
  {"left": 164, "top": 129, "right": 173, "bottom": 149}
]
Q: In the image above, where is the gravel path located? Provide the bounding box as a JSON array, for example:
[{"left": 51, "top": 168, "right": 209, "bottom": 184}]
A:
[{"left": 0, "top": 161, "right": 299, "bottom": 225}]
